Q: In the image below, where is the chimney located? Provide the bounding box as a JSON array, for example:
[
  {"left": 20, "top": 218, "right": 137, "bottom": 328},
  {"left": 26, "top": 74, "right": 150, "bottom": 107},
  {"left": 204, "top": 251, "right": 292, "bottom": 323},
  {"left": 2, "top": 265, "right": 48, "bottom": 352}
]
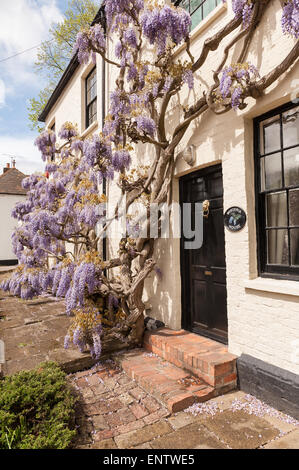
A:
[
  {"left": 3, "top": 163, "right": 10, "bottom": 174},
  {"left": 12, "top": 159, "right": 16, "bottom": 168}
]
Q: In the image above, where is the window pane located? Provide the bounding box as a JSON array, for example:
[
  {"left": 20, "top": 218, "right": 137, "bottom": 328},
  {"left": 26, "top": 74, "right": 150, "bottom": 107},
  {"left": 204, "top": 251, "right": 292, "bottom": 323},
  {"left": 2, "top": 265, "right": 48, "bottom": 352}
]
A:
[
  {"left": 91, "top": 100, "right": 97, "bottom": 120},
  {"left": 260, "top": 153, "right": 282, "bottom": 191},
  {"left": 267, "top": 229, "right": 289, "bottom": 265},
  {"left": 283, "top": 106, "right": 299, "bottom": 147},
  {"left": 266, "top": 191, "right": 287, "bottom": 227},
  {"left": 260, "top": 116, "right": 280, "bottom": 154},
  {"left": 87, "top": 69, "right": 96, "bottom": 85},
  {"left": 87, "top": 69, "right": 97, "bottom": 105},
  {"left": 284, "top": 147, "right": 299, "bottom": 186},
  {"left": 202, "top": 0, "right": 215, "bottom": 19},
  {"left": 289, "top": 189, "right": 299, "bottom": 226},
  {"left": 180, "top": 0, "right": 189, "bottom": 11},
  {"left": 290, "top": 229, "right": 299, "bottom": 266},
  {"left": 88, "top": 84, "right": 97, "bottom": 103},
  {"left": 191, "top": 3, "right": 202, "bottom": 28},
  {"left": 87, "top": 99, "right": 97, "bottom": 127},
  {"left": 182, "top": 0, "right": 218, "bottom": 30}
]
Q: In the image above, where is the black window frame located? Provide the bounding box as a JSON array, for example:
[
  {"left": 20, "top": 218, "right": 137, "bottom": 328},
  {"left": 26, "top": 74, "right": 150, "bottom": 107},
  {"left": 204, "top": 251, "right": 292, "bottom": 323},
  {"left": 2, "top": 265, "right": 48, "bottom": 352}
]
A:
[
  {"left": 85, "top": 67, "right": 97, "bottom": 129},
  {"left": 254, "top": 101, "right": 299, "bottom": 281}
]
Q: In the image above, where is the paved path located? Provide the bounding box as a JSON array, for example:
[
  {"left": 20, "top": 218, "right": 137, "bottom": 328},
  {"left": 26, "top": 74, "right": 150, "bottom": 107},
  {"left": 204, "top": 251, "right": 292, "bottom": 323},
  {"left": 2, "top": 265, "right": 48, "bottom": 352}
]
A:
[
  {"left": 0, "top": 272, "right": 95, "bottom": 375},
  {"left": 70, "top": 361, "right": 299, "bottom": 449},
  {"left": 1, "top": 271, "right": 298, "bottom": 449}
]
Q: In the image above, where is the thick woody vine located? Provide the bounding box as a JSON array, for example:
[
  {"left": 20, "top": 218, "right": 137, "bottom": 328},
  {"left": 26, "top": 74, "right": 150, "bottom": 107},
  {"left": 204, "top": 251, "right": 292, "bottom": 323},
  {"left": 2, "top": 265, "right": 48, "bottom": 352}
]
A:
[{"left": 2, "top": 0, "right": 298, "bottom": 357}]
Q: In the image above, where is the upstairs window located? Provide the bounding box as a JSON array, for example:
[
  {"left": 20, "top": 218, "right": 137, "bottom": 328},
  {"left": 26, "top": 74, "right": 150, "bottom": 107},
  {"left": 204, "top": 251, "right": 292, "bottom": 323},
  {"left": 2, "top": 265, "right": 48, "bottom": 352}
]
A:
[
  {"left": 255, "top": 102, "right": 299, "bottom": 279},
  {"left": 176, "top": 0, "right": 221, "bottom": 30},
  {"left": 86, "top": 67, "right": 97, "bottom": 129},
  {"left": 50, "top": 122, "right": 55, "bottom": 161}
]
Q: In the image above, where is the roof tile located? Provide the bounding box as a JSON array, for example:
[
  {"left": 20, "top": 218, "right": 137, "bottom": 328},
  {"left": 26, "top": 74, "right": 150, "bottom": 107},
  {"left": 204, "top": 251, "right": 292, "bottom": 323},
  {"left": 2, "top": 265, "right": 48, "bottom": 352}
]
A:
[{"left": 0, "top": 168, "right": 27, "bottom": 195}]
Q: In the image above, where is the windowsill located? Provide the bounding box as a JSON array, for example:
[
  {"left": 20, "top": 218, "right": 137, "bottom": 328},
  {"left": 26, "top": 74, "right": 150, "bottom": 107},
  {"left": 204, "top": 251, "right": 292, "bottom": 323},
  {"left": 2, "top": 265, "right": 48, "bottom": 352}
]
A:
[
  {"left": 80, "top": 120, "right": 98, "bottom": 139},
  {"left": 244, "top": 277, "right": 299, "bottom": 297},
  {"left": 174, "top": 2, "right": 228, "bottom": 57}
]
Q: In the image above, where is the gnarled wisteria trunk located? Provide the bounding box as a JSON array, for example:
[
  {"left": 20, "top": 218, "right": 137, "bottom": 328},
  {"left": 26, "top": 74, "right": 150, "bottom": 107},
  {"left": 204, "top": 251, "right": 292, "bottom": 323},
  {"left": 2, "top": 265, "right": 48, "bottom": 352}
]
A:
[{"left": 1, "top": 0, "right": 298, "bottom": 358}]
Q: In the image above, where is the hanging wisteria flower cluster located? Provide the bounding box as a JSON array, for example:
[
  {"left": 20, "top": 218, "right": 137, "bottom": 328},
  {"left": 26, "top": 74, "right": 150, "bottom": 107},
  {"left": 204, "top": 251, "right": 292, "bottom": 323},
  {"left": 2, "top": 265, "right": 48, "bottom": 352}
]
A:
[
  {"left": 0, "top": 117, "right": 132, "bottom": 358},
  {"left": 281, "top": 0, "right": 299, "bottom": 38},
  {"left": 219, "top": 62, "right": 259, "bottom": 109},
  {"left": 232, "top": 0, "right": 254, "bottom": 28},
  {"left": 141, "top": 4, "right": 192, "bottom": 55},
  {"left": 74, "top": 23, "right": 106, "bottom": 64}
]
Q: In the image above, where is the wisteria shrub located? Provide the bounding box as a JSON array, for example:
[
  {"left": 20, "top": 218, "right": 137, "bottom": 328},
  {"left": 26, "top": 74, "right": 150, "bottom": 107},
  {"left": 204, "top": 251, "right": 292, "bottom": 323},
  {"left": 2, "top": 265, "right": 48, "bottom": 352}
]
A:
[{"left": 2, "top": 0, "right": 298, "bottom": 358}]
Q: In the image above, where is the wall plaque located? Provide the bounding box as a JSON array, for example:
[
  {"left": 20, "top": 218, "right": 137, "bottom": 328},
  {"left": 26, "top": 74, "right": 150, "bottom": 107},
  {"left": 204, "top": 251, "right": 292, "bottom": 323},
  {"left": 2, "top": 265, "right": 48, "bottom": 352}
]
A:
[{"left": 224, "top": 207, "right": 247, "bottom": 232}]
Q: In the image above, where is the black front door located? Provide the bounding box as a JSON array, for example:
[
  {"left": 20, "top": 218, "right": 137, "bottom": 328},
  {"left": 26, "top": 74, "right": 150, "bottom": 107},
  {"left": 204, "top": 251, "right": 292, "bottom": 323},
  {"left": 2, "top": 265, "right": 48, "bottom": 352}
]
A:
[{"left": 180, "top": 164, "right": 228, "bottom": 344}]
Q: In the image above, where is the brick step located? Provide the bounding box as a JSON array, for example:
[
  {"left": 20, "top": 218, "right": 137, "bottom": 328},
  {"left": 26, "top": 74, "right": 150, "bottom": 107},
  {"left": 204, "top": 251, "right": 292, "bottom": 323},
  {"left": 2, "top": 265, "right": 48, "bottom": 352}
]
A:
[
  {"left": 114, "top": 349, "right": 216, "bottom": 413},
  {"left": 144, "top": 328, "right": 237, "bottom": 390}
]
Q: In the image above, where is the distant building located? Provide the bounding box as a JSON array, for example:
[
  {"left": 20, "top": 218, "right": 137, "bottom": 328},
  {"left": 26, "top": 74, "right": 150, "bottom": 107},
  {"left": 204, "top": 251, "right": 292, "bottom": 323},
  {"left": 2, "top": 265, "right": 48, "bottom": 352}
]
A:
[{"left": 0, "top": 162, "right": 27, "bottom": 265}]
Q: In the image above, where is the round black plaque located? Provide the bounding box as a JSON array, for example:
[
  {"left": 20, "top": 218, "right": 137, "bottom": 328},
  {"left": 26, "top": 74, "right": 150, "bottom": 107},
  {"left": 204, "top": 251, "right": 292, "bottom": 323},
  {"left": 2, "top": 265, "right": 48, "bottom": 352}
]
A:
[{"left": 224, "top": 207, "right": 246, "bottom": 232}]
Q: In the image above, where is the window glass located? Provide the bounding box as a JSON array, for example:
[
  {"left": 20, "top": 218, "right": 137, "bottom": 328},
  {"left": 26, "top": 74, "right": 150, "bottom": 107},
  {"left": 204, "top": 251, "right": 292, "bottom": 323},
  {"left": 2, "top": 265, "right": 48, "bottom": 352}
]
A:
[
  {"left": 191, "top": 2, "right": 202, "bottom": 28},
  {"left": 181, "top": 0, "right": 219, "bottom": 30},
  {"left": 267, "top": 229, "right": 289, "bottom": 265},
  {"left": 283, "top": 106, "right": 299, "bottom": 147},
  {"left": 290, "top": 229, "right": 299, "bottom": 266},
  {"left": 203, "top": 0, "right": 216, "bottom": 19},
  {"left": 86, "top": 68, "right": 97, "bottom": 128},
  {"left": 49, "top": 122, "right": 55, "bottom": 161},
  {"left": 260, "top": 117, "right": 281, "bottom": 154},
  {"left": 256, "top": 102, "right": 299, "bottom": 277},
  {"left": 289, "top": 189, "right": 299, "bottom": 226},
  {"left": 266, "top": 192, "right": 287, "bottom": 227},
  {"left": 260, "top": 153, "right": 282, "bottom": 191},
  {"left": 284, "top": 147, "right": 299, "bottom": 186}
]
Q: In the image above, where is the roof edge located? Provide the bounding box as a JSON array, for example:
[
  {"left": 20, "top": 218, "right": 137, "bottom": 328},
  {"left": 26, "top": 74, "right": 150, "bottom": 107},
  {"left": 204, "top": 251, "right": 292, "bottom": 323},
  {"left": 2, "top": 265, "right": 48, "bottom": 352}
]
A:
[
  {"left": 38, "top": 53, "right": 80, "bottom": 122},
  {"left": 38, "top": 4, "right": 106, "bottom": 124}
]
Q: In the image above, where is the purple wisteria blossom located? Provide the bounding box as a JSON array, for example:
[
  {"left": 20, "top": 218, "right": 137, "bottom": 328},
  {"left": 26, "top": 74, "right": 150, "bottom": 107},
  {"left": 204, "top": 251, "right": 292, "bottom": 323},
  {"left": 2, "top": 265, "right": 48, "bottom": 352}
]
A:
[
  {"left": 141, "top": 5, "right": 191, "bottom": 55},
  {"left": 74, "top": 23, "right": 106, "bottom": 64},
  {"left": 220, "top": 63, "right": 259, "bottom": 109},
  {"left": 182, "top": 69, "right": 194, "bottom": 90},
  {"left": 136, "top": 115, "right": 156, "bottom": 137},
  {"left": 111, "top": 149, "right": 131, "bottom": 171},
  {"left": 34, "top": 130, "right": 56, "bottom": 162},
  {"left": 232, "top": 0, "right": 254, "bottom": 28},
  {"left": 105, "top": 0, "right": 144, "bottom": 30},
  {"left": 58, "top": 122, "right": 78, "bottom": 140},
  {"left": 281, "top": 0, "right": 299, "bottom": 38}
]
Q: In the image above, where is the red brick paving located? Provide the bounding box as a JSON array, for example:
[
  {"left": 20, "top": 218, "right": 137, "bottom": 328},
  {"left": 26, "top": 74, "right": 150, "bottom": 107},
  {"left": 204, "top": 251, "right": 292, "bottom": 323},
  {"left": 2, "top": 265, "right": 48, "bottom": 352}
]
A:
[
  {"left": 144, "top": 328, "right": 237, "bottom": 389},
  {"left": 115, "top": 348, "right": 228, "bottom": 412},
  {"left": 69, "top": 360, "right": 171, "bottom": 448}
]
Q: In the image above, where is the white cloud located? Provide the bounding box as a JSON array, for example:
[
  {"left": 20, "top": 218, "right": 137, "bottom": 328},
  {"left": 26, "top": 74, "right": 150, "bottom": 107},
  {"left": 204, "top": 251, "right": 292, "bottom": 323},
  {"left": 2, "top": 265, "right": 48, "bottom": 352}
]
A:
[
  {"left": 0, "top": 135, "right": 45, "bottom": 175},
  {"left": 0, "top": 0, "right": 64, "bottom": 88},
  {"left": 0, "top": 80, "right": 5, "bottom": 107}
]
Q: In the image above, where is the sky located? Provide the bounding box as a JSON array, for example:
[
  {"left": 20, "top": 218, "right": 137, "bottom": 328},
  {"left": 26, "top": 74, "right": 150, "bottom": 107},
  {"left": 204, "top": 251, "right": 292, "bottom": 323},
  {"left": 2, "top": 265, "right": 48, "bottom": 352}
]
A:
[{"left": 0, "top": 0, "right": 69, "bottom": 175}]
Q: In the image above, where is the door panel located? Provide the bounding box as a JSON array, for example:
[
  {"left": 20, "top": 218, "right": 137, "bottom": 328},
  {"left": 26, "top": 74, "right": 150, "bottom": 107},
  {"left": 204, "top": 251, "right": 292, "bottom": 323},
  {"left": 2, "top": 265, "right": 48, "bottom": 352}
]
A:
[{"left": 180, "top": 164, "right": 228, "bottom": 343}]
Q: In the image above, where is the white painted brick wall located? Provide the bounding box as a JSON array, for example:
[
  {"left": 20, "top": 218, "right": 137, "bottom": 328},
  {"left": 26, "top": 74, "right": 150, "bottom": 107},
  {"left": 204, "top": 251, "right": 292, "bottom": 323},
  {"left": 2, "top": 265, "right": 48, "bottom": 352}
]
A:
[{"left": 44, "top": 1, "right": 299, "bottom": 375}]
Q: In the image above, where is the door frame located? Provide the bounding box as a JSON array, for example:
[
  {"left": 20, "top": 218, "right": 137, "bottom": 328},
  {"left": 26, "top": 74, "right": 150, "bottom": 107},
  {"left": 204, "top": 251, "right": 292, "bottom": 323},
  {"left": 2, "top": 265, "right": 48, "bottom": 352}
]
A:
[{"left": 179, "top": 163, "right": 228, "bottom": 344}]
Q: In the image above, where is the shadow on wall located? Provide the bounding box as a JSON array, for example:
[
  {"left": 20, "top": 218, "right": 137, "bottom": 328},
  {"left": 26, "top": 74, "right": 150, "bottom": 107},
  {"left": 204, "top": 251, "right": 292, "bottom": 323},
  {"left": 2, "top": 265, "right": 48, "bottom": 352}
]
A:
[
  {"left": 133, "top": 2, "right": 298, "bottom": 328},
  {"left": 143, "top": 237, "right": 181, "bottom": 330}
]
